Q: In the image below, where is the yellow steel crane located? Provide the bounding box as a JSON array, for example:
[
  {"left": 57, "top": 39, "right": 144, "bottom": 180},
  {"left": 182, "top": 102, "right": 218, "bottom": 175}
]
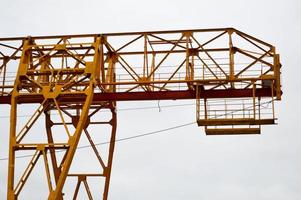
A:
[{"left": 0, "top": 28, "right": 282, "bottom": 199}]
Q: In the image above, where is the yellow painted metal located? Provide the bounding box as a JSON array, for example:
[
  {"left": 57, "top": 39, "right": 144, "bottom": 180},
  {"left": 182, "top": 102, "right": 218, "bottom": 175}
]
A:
[
  {"left": 7, "top": 38, "right": 32, "bottom": 200},
  {"left": 0, "top": 28, "right": 282, "bottom": 199},
  {"left": 274, "top": 54, "right": 281, "bottom": 100},
  {"left": 48, "top": 84, "right": 94, "bottom": 200},
  {"left": 5, "top": 36, "right": 118, "bottom": 199}
]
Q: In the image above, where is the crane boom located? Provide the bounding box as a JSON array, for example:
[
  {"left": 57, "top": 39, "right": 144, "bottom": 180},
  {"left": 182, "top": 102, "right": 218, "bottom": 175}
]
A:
[{"left": 0, "top": 28, "right": 282, "bottom": 199}]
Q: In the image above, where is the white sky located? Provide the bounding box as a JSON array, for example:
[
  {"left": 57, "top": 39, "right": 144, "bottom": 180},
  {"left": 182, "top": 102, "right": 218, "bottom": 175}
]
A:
[{"left": 0, "top": 0, "right": 301, "bottom": 199}]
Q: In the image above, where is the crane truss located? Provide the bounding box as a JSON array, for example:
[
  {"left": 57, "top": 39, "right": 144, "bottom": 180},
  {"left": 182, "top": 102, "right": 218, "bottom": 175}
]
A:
[{"left": 0, "top": 28, "right": 281, "bottom": 199}]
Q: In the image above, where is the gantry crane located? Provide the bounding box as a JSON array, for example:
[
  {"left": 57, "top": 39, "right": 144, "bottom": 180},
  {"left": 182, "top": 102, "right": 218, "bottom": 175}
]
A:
[{"left": 0, "top": 28, "right": 282, "bottom": 199}]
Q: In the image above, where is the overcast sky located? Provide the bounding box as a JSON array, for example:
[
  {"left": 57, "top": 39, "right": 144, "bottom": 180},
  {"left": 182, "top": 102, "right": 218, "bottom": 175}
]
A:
[{"left": 0, "top": 0, "right": 301, "bottom": 199}]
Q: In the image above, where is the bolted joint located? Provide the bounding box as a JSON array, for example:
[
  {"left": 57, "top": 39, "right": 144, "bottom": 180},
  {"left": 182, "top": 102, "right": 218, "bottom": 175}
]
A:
[
  {"left": 78, "top": 175, "right": 86, "bottom": 181},
  {"left": 105, "top": 52, "right": 118, "bottom": 63},
  {"left": 182, "top": 31, "right": 193, "bottom": 38},
  {"left": 188, "top": 48, "right": 199, "bottom": 56},
  {"left": 42, "top": 85, "right": 62, "bottom": 99},
  {"left": 71, "top": 116, "right": 90, "bottom": 129},
  {"left": 227, "top": 27, "right": 235, "bottom": 35}
]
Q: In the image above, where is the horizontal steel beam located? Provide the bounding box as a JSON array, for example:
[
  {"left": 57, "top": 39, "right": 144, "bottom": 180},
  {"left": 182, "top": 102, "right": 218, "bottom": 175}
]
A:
[
  {"left": 0, "top": 88, "right": 272, "bottom": 104},
  {"left": 0, "top": 28, "right": 233, "bottom": 41},
  {"left": 0, "top": 48, "right": 230, "bottom": 60}
]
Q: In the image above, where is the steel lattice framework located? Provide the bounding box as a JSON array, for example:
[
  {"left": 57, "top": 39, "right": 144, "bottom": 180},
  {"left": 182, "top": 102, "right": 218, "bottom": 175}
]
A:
[{"left": 0, "top": 28, "right": 282, "bottom": 199}]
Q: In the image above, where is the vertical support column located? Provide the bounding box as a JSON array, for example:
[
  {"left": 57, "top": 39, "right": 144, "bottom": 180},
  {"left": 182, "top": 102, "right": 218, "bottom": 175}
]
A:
[
  {"left": 196, "top": 85, "right": 199, "bottom": 121},
  {"left": 105, "top": 53, "right": 117, "bottom": 92},
  {"left": 228, "top": 29, "right": 235, "bottom": 88},
  {"left": 143, "top": 34, "right": 149, "bottom": 78},
  {"left": 103, "top": 104, "right": 117, "bottom": 200},
  {"left": 1, "top": 56, "right": 8, "bottom": 95},
  {"left": 7, "top": 94, "right": 17, "bottom": 200},
  {"left": 204, "top": 98, "right": 208, "bottom": 132},
  {"left": 184, "top": 31, "right": 196, "bottom": 90},
  {"left": 184, "top": 32, "right": 191, "bottom": 81},
  {"left": 93, "top": 36, "right": 101, "bottom": 82},
  {"left": 252, "top": 82, "right": 256, "bottom": 119},
  {"left": 36, "top": 56, "right": 50, "bottom": 93},
  {"left": 274, "top": 53, "right": 281, "bottom": 100},
  {"left": 7, "top": 38, "right": 31, "bottom": 200},
  {"left": 150, "top": 53, "right": 156, "bottom": 91},
  {"left": 99, "top": 36, "right": 106, "bottom": 84}
]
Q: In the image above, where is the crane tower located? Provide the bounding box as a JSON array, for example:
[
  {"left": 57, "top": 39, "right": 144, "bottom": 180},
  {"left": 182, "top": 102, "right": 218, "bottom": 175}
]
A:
[{"left": 0, "top": 28, "right": 282, "bottom": 199}]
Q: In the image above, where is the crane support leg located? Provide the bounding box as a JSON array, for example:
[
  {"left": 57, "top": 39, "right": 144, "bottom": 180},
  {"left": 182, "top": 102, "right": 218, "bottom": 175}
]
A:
[{"left": 6, "top": 36, "right": 118, "bottom": 199}]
